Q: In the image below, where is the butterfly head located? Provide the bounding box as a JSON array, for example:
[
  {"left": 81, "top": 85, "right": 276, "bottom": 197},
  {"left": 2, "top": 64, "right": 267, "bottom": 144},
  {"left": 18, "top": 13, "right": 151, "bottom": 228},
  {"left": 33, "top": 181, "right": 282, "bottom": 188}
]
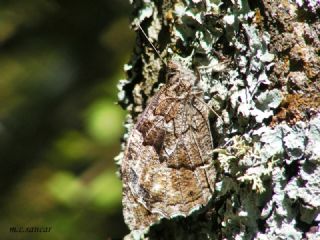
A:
[{"left": 165, "top": 60, "right": 197, "bottom": 95}]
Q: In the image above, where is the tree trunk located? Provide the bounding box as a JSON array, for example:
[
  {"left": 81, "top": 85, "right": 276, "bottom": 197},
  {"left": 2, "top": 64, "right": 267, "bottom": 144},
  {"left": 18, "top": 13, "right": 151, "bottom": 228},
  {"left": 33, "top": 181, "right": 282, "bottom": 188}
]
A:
[{"left": 117, "top": 0, "right": 320, "bottom": 239}]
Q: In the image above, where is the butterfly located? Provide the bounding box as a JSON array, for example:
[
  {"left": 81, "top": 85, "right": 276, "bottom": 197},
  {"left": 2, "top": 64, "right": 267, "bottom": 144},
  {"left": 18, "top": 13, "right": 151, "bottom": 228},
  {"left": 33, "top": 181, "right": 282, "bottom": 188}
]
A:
[{"left": 121, "top": 60, "right": 216, "bottom": 231}]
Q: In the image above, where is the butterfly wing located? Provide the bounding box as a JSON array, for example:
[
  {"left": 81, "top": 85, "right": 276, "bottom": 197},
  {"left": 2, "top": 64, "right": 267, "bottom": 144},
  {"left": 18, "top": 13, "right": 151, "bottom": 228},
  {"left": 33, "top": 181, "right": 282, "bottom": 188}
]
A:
[{"left": 121, "top": 87, "right": 215, "bottom": 230}]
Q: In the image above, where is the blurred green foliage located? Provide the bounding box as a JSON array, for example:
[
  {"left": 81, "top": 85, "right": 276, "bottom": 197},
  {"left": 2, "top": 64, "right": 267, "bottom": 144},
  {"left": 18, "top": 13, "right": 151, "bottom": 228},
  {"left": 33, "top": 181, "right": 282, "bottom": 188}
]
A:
[{"left": 0, "top": 0, "right": 134, "bottom": 239}]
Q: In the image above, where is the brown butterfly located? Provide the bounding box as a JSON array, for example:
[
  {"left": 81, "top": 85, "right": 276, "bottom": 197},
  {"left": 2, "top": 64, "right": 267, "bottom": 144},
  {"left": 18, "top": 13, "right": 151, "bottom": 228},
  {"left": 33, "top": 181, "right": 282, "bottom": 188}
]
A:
[{"left": 121, "top": 58, "right": 216, "bottom": 231}]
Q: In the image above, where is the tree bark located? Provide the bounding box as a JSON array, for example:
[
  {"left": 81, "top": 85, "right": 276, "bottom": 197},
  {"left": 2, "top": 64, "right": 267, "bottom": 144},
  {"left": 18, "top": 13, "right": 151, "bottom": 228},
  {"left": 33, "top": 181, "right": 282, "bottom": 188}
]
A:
[{"left": 118, "top": 0, "right": 320, "bottom": 239}]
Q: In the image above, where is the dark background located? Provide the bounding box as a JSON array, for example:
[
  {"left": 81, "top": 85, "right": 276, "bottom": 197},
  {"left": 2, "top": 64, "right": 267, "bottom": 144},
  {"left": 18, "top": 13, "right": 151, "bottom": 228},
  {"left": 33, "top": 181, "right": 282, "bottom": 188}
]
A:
[{"left": 0, "top": 1, "right": 134, "bottom": 239}]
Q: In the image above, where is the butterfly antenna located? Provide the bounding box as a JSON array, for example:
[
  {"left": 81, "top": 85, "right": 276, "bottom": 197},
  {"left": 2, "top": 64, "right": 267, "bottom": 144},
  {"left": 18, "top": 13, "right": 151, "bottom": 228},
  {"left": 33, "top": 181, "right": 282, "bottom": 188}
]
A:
[{"left": 138, "top": 24, "right": 166, "bottom": 66}]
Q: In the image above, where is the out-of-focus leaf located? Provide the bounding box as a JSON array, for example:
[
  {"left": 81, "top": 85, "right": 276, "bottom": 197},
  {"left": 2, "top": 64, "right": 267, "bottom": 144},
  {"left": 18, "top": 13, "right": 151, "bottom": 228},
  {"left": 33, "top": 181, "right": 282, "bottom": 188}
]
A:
[
  {"left": 52, "top": 131, "right": 92, "bottom": 163},
  {"left": 0, "top": 48, "right": 74, "bottom": 116},
  {"left": 88, "top": 170, "right": 122, "bottom": 212},
  {"left": 47, "top": 171, "right": 85, "bottom": 206},
  {"left": 0, "top": 0, "right": 57, "bottom": 42},
  {"left": 84, "top": 99, "right": 124, "bottom": 145}
]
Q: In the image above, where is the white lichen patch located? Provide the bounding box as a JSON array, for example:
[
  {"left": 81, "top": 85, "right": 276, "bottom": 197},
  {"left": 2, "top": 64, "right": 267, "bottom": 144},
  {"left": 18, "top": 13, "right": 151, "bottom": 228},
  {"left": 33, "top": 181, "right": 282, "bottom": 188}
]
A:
[
  {"left": 286, "top": 163, "right": 320, "bottom": 209},
  {"left": 217, "top": 114, "right": 320, "bottom": 239},
  {"left": 295, "top": 0, "right": 320, "bottom": 12},
  {"left": 237, "top": 158, "right": 275, "bottom": 193},
  {"left": 251, "top": 116, "right": 320, "bottom": 240},
  {"left": 215, "top": 135, "right": 276, "bottom": 193},
  {"left": 214, "top": 135, "right": 252, "bottom": 174},
  {"left": 283, "top": 122, "right": 306, "bottom": 162},
  {"left": 306, "top": 115, "right": 320, "bottom": 162}
]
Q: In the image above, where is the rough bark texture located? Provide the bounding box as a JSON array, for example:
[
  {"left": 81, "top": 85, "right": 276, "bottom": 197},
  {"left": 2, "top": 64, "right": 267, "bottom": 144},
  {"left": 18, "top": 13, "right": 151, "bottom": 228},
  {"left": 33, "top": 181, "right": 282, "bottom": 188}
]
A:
[{"left": 117, "top": 0, "right": 320, "bottom": 239}]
